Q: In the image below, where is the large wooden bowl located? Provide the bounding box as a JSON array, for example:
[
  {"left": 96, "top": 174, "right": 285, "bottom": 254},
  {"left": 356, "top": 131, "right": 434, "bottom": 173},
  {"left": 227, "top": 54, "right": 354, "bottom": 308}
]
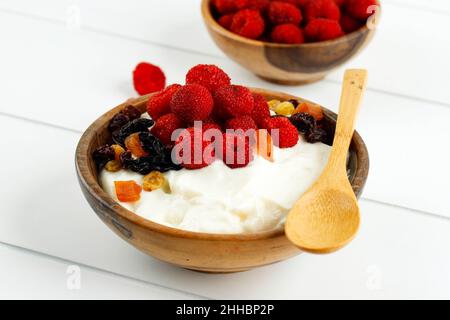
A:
[
  {"left": 201, "top": 0, "right": 378, "bottom": 85},
  {"left": 75, "top": 89, "right": 369, "bottom": 273}
]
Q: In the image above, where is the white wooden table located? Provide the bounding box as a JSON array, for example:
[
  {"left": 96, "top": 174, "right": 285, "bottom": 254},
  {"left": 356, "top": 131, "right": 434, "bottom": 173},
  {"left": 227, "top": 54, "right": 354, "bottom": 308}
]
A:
[{"left": 0, "top": 0, "right": 449, "bottom": 299}]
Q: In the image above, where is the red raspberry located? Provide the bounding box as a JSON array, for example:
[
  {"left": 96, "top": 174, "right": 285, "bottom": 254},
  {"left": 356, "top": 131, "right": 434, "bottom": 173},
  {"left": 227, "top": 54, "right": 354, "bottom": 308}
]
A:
[
  {"left": 251, "top": 93, "right": 270, "bottom": 127},
  {"left": 185, "top": 64, "right": 231, "bottom": 93},
  {"left": 174, "top": 127, "right": 215, "bottom": 170},
  {"left": 213, "top": 85, "right": 254, "bottom": 120},
  {"left": 219, "top": 133, "right": 254, "bottom": 169},
  {"left": 146, "top": 84, "right": 181, "bottom": 120},
  {"left": 303, "top": 0, "right": 341, "bottom": 22},
  {"left": 340, "top": 15, "right": 363, "bottom": 33},
  {"left": 212, "top": 0, "right": 237, "bottom": 14},
  {"left": 171, "top": 84, "right": 213, "bottom": 123},
  {"left": 236, "top": 0, "right": 270, "bottom": 11},
  {"left": 304, "top": 18, "right": 344, "bottom": 42},
  {"left": 346, "top": 0, "right": 378, "bottom": 20},
  {"left": 334, "top": 0, "right": 346, "bottom": 7},
  {"left": 263, "top": 117, "right": 299, "bottom": 148},
  {"left": 230, "top": 9, "right": 265, "bottom": 39},
  {"left": 225, "top": 115, "right": 258, "bottom": 133},
  {"left": 271, "top": 23, "right": 305, "bottom": 44},
  {"left": 218, "top": 14, "right": 234, "bottom": 29},
  {"left": 268, "top": 2, "right": 302, "bottom": 26},
  {"left": 132, "top": 62, "right": 166, "bottom": 95},
  {"left": 150, "top": 113, "right": 184, "bottom": 146},
  {"left": 203, "top": 122, "right": 223, "bottom": 134}
]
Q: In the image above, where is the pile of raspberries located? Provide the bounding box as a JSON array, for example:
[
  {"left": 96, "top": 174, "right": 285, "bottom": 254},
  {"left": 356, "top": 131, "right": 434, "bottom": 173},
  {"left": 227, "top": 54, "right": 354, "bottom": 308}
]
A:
[
  {"left": 145, "top": 64, "right": 299, "bottom": 170},
  {"left": 212, "top": 0, "right": 378, "bottom": 44}
]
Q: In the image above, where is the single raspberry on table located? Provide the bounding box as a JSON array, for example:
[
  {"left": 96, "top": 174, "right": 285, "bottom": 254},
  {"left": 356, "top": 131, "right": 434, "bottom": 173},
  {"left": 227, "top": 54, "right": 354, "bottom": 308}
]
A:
[
  {"left": 146, "top": 84, "right": 181, "bottom": 121},
  {"left": 170, "top": 84, "right": 213, "bottom": 123},
  {"left": 304, "top": 18, "right": 344, "bottom": 42},
  {"left": 346, "top": 0, "right": 378, "bottom": 20},
  {"left": 230, "top": 9, "right": 266, "bottom": 39},
  {"left": 174, "top": 127, "right": 215, "bottom": 170},
  {"left": 271, "top": 23, "right": 305, "bottom": 44},
  {"left": 340, "top": 15, "right": 363, "bottom": 33},
  {"left": 212, "top": 0, "right": 237, "bottom": 14},
  {"left": 219, "top": 132, "right": 254, "bottom": 169},
  {"left": 185, "top": 64, "right": 231, "bottom": 93},
  {"left": 225, "top": 115, "right": 258, "bottom": 133},
  {"left": 268, "top": 2, "right": 303, "bottom": 26},
  {"left": 218, "top": 14, "right": 235, "bottom": 29},
  {"left": 262, "top": 117, "right": 299, "bottom": 148},
  {"left": 133, "top": 62, "right": 166, "bottom": 95},
  {"left": 150, "top": 113, "right": 185, "bottom": 146},
  {"left": 213, "top": 85, "right": 254, "bottom": 120},
  {"left": 251, "top": 93, "right": 271, "bottom": 127},
  {"left": 303, "top": 0, "right": 341, "bottom": 22}
]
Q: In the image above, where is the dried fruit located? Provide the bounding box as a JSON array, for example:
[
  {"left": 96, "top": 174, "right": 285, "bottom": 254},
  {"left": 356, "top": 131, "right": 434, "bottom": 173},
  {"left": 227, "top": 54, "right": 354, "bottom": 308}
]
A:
[
  {"left": 290, "top": 112, "right": 317, "bottom": 134},
  {"left": 114, "top": 181, "right": 142, "bottom": 202},
  {"left": 125, "top": 133, "right": 149, "bottom": 158},
  {"left": 111, "top": 144, "right": 126, "bottom": 162},
  {"left": 268, "top": 99, "right": 281, "bottom": 110},
  {"left": 142, "top": 171, "right": 167, "bottom": 192},
  {"left": 112, "top": 118, "right": 154, "bottom": 146},
  {"left": 105, "top": 160, "right": 122, "bottom": 172},
  {"left": 121, "top": 105, "right": 141, "bottom": 121},
  {"left": 139, "top": 131, "right": 167, "bottom": 155},
  {"left": 307, "top": 127, "right": 327, "bottom": 143},
  {"left": 274, "top": 101, "right": 295, "bottom": 116},
  {"left": 293, "top": 102, "right": 324, "bottom": 120},
  {"left": 93, "top": 145, "right": 115, "bottom": 169}
]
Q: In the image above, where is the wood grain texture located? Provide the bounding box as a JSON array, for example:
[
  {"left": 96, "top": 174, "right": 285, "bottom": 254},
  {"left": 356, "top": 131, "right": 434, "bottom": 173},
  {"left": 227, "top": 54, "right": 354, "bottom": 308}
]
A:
[
  {"left": 201, "top": 0, "right": 377, "bottom": 85},
  {"left": 286, "top": 70, "right": 368, "bottom": 254},
  {"left": 75, "top": 89, "right": 369, "bottom": 273}
]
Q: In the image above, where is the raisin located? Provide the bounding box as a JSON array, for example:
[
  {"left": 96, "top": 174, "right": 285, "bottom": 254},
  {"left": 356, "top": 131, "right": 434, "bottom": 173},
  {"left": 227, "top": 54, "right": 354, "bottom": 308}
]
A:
[
  {"left": 105, "top": 160, "right": 122, "bottom": 172},
  {"left": 113, "top": 118, "right": 154, "bottom": 146},
  {"left": 120, "top": 151, "right": 181, "bottom": 175},
  {"left": 142, "top": 171, "right": 167, "bottom": 192},
  {"left": 139, "top": 131, "right": 166, "bottom": 155},
  {"left": 290, "top": 112, "right": 317, "bottom": 134},
  {"left": 121, "top": 105, "right": 141, "bottom": 120},
  {"left": 93, "top": 145, "right": 115, "bottom": 169},
  {"left": 288, "top": 99, "right": 299, "bottom": 108},
  {"left": 109, "top": 113, "right": 130, "bottom": 133},
  {"left": 306, "top": 127, "right": 327, "bottom": 144}
]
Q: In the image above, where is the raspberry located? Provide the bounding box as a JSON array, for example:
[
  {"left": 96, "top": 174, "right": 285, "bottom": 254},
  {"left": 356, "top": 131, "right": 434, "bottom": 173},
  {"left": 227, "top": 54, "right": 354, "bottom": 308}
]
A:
[
  {"left": 171, "top": 84, "right": 214, "bottom": 123},
  {"left": 347, "top": 0, "right": 378, "bottom": 20},
  {"left": 268, "top": 2, "right": 302, "bottom": 26},
  {"left": 225, "top": 115, "right": 258, "bottom": 133},
  {"left": 186, "top": 64, "right": 231, "bottom": 93},
  {"left": 334, "top": 0, "right": 346, "bottom": 7},
  {"left": 150, "top": 113, "right": 184, "bottom": 146},
  {"left": 230, "top": 9, "right": 265, "bottom": 39},
  {"left": 304, "top": 18, "right": 344, "bottom": 42},
  {"left": 132, "top": 62, "right": 166, "bottom": 95},
  {"left": 251, "top": 93, "right": 271, "bottom": 127},
  {"left": 271, "top": 24, "right": 305, "bottom": 44},
  {"left": 218, "top": 14, "right": 234, "bottom": 29},
  {"left": 174, "top": 127, "right": 215, "bottom": 170},
  {"left": 303, "top": 0, "right": 341, "bottom": 22},
  {"left": 213, "top": 85, "right": 254, "bottom": 120},
  {"left": 212, "top": 0, "right": 237, "bottom": 14},
  {"left": 340, "top": 15, "right": 362, "bottom": 33},
  {"left": 147, "top": 84, "right": 181, "bottom": 120},
  {"left": 236, "top": 0, "right": 270, "bottom": 11},
  {"left": 219, "top": 133, "right": 254, "bottom": 169},
  {"left": 263, "top": 117, "right": 299, "bottom": 148}
]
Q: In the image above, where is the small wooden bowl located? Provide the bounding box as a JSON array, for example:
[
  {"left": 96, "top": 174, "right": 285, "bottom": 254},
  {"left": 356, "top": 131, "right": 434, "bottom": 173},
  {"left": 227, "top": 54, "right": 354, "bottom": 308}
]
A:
[
  {"left": 75, "top": 89, "right": 369, "bottom": 273},
  {"left": 201, "top": 0, "right": 377, "bottom": 85}
]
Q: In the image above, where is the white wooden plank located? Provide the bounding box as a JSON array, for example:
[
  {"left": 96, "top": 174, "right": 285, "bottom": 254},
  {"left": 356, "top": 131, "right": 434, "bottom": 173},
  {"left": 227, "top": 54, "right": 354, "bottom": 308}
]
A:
[
  {"left": 0, "top": 243, "right": 200, "bottom": 299},
  {"left": 1, "top": 1, "right": 450, "bottom": 105},
  {"left": 0, "top": 116, "right": 449, "bottom": 299}
]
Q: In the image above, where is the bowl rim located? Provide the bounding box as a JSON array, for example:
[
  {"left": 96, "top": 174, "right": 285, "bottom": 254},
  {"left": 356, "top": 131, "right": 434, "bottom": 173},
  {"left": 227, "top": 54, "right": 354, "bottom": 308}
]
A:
[
  {"left": 76, "top": 88, "right": 369, "bottom": 242},
  {"left": 201, "top": 0, "right": 379, "bottom": 48}
]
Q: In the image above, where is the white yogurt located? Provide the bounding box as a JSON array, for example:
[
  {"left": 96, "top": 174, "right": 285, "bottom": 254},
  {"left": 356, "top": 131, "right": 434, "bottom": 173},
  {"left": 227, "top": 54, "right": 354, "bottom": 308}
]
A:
[{"left": 100, "top": 137, "right": 331, "bottom": 234}]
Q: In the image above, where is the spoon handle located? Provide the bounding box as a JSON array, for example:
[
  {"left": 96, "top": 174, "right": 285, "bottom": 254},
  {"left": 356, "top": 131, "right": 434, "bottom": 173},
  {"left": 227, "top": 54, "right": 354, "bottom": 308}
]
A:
[{"left": 327, "top": 69, "right": 368, "bottom": 172}]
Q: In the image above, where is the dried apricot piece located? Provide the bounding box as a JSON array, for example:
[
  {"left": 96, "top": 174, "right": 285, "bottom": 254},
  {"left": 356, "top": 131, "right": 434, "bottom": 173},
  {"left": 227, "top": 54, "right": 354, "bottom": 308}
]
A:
[
  {"left": 111, "top": 144, "right": 125, "bottom": 162},
  {"left": 114, "top": 180, "right": 142, "bottom": 202},
  {"left": 142, "top": 171, "right": 168, "bottom": 192},
  {"left": 125, "top": 133, "right": 149, "bottom": 158},
  {"left": 293, "top": 102, "right": 324, "bottom": 121},
  {"left": 255, "top": 129, "right": 273, "bottom": 161},
  {"left": 105, "top": 160, "right": 122, "bottom": 172}
]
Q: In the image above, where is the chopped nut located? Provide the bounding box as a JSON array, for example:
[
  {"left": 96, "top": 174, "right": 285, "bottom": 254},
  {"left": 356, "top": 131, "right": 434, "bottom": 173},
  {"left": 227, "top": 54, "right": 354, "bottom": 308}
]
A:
[
  {"left": 143, "top": 171, "right": 168, "bottom": 192},
  {"left": 105, "top": 160, "right": 122, "bottom": 172}
]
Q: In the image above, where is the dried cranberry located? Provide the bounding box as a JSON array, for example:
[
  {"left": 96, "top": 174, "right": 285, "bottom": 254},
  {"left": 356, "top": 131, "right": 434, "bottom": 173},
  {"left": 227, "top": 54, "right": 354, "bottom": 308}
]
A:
[
  {"left": 290, "top": 112, "right": 316, "bottom": 134},
  {"left": 306, "top": 127, "right": 327, "bottom": 143},
  {"left": 93, "top": 145, "right": 115, "bottom": 169}
]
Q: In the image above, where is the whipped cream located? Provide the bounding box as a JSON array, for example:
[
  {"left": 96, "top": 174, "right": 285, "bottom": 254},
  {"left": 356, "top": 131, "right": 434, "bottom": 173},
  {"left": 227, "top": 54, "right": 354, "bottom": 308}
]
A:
[{"left": 100, "top": 137, "right": 331, "bottom": 234}]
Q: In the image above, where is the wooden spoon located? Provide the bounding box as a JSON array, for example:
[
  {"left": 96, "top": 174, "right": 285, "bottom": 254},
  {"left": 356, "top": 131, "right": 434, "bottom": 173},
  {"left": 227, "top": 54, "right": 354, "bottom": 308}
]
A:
[{"left": 285, "top": 69, "right": 368, "bottom": 254}]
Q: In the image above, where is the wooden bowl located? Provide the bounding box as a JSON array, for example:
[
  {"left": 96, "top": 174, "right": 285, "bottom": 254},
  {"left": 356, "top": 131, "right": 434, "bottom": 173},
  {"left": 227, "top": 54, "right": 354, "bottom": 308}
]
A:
[
  {"left": 75, "top": 89, "right": 369, "bottom": 273},
  {"left": 201, "top": 0, "right": 377, "bottom": 85}
]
